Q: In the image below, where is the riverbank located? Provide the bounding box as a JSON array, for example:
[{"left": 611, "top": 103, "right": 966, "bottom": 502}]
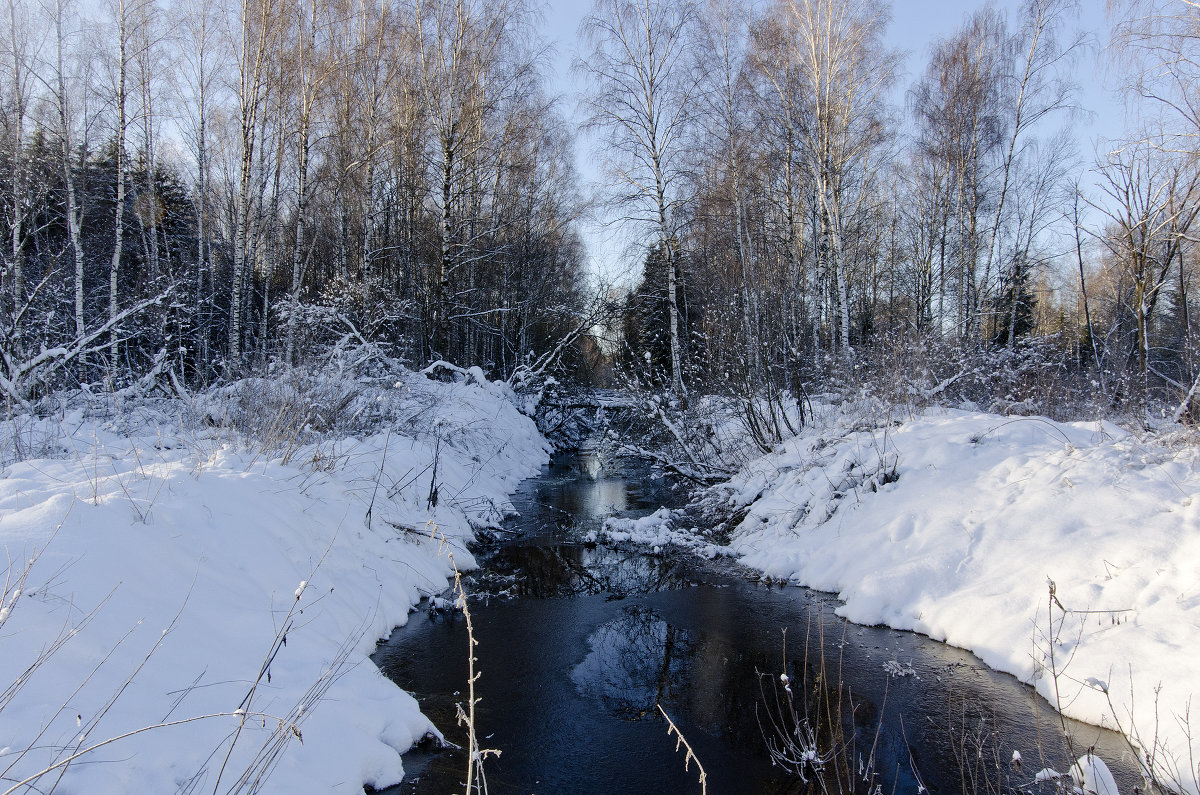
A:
[
  {"left": 382, "top": 445, "right": 1144, "bottom": 794},
  {"left": 0, "top": 368, "right": 548, "bottom": 794},
  {"left": 672, "top": 400, "right": 1200, "bottom": 794}
]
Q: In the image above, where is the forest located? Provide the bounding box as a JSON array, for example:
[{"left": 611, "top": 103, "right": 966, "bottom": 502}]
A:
[{"left": 0, "top": 0, "right": 1197, "bottom": 426}]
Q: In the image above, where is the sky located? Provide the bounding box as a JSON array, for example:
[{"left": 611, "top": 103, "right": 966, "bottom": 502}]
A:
[{"left": 536, "top": 0, "right": 1128, "bottom": 288}]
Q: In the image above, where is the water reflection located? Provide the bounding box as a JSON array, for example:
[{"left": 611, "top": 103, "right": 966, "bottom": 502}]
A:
[
  {"left": 527, "top": 447, "right": 678, "bottom": 530},
  {"left": 571, "top": 606, "right": 691, "bottom": 719},
  {"left": 478, "top": 543, "right": 694, "bottom": 598}
]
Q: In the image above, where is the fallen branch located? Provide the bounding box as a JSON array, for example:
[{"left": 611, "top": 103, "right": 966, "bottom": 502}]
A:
[{"left": 1, "top": 290, "right": 170, "bottom": 409}]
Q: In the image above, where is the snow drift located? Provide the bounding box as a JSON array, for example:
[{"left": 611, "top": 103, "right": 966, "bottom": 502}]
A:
[
  {"left": 0, "top": 368, "right": 548, "bottom": 794},
  {"left": 715, "top": 402, "right": 1200, "bottom": 793}
]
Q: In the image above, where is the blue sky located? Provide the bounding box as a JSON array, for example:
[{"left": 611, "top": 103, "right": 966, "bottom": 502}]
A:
[{"left": 536, "top": 0, "right": 1126, "bottom": 285}]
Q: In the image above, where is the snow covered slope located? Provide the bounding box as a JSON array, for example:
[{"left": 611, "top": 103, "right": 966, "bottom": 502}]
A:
[
  {"left": 0, "top": 370, "right": 548, "bottom": 794},
  {"left": 717, "top": 404, "right": 1200, "bottom": 793}
]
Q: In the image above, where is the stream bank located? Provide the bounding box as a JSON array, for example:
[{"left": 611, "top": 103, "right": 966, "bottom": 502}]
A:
[{"left": 375, "top": 444, "right": 1141, "bottom": 794}]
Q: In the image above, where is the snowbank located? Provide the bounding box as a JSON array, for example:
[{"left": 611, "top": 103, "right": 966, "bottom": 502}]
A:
[
  {"left": 0, "top": 369, "right": 548, "bottom": 794},
  {"left": 715, "top": 403, "right": 1200, "bottom": 792}
]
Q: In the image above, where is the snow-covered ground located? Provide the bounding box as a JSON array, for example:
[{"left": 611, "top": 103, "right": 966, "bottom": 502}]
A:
[
  {"left": 0, "top": 369, "right": 548, "bottom": 794},
  {"left": 6, "top": 372, "right": 1199, "bottom": 794},
  {"left": 701, "top": 402, "right": 1200, "bottom": 793}
]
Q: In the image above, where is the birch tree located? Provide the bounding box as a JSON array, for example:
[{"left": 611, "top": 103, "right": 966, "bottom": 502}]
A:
[
  {"left": 782, "top": 0, "right": 898, "bottom": 355},
  {"left": 979, "top": 0, "right": 1081, "bottom": 340},
  {"left": 281, "top": 0, "right": 329, "bottom": 364},
  {"left": 2, "top": 0, "right": 36, "bottom": 309},
  {"left": 911, "top": 9, "right": 1011, "bottom": 338},
  {"left": 47, "top": 0, "right": 86, "bottom": 346},
  {"left": 105, "top": 0, "right": 133, "bottom": 365},
  {"left": 227, "top": 0, "right": 281, "bottom": 368},
  {"left": 1110, "top": 0, "right": 1200, "bottom": 153},
  {"left": 413, "top": 0, "right": 526, "bottom": 361},
  {"left": 578, "top": 0, "right": 698, "bottom": 397},
  {"left": 695, "top": 0, "right": 758, "bottom": 377},
  {"left": 173, "top": 0, "right": 223, "bottom": 370},
  {"left": 747, "top": 6, "right": 813, "bottom": 358}
]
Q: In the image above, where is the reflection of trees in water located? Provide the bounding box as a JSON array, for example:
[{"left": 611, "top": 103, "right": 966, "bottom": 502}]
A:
[
  {"left": 582, "top": 548, "right": 689, "bottom": 595},
  {"left": 534, "top": 462, "right": 630, "bottom": 518},
  {"left": 485, "top": 545, "right": 689, "bottom": 598},
  {"left": 571, "top": 606, "right": 691, "bottom": 719}
]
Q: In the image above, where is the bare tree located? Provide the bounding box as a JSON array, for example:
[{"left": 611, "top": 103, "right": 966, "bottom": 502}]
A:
[
  {"left": 2, "top": 0, "right": 38, "bottom": 308},
  {"left": 1088, "top": 139, "right": 1200, "bottom": 401},
  {"left": 412, "top": 0, "right": 530, "bottom": 361},
  {"left": 172, "top": 0, "right": 224, "bottom": 372},
  {"left": 578, "top": 0, "right": 699, "bottom": 397},
  {"left": 910, "top": 7, "right": 1007, "bottom": 340},
  {"left": 695, "top": 0, "right": 759, "bottom": 376},
  {"left": 105, "top": 0, "right": 133, "bottom": 365},
  {"left": 980, "top": 0, "right": 1082, "bottom": 340},
  {"left": 281, "top": 0, "right": 330, "bottom": 364},
  {"left": 47, "top": 0, "right": 87, "bottom": 347},
  {"left": 747, "top": 5, "right": 813, "bottom": 360},
  {"left": 1110, "top": 0, "right": 1200, "bottom": 152},
  {"left": 226, "top": 0, "right": 281, "bottom": 368},
  {"left": 782, "top": 0, "right": 899, "bottom": 354},
  {"left": 130, "top": 0, "right": 168, "bottom": 282}
]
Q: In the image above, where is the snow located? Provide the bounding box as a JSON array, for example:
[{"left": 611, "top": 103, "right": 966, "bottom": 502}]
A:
[
  {"left": 589, "top": 508, "right": 730, "bottom": 560},
  {"left": 711, "top": 402, "right": 1200, "bottom": 794},
  {"left": 1072, "top": 754, "right": 1122, "bottom": 795},
  {"left": 1033, "top": 754, "right": 1121, "bottom": 795},
  {"left": 6, "top": 374, "right": 1200, "bottom": 793},
  {"left": 0, "top": 368, "right": 549, "bottom": 794}
]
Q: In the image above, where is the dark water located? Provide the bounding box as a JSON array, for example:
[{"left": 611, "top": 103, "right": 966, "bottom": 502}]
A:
[{"left": 373, "top": 448, "right": 1139, "bottom": 794}]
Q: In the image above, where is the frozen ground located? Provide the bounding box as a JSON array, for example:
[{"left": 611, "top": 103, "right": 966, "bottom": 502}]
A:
[
  {"left": 697, "top": 401, "right": 1200, "bottom": 794},
  {"left": 0, "top": 368, "right": 548, "bottom": 794}
]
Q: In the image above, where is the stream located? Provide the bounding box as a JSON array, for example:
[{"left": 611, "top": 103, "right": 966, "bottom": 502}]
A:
[{"left": 373, "top": 445, "right": 1140, "bottom": 794}]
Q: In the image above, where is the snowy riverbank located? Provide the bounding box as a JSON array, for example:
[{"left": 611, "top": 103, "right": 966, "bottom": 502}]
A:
[
  {"left": 706, "top": 403, "right": 1200, "bottom": 793},
  {"left": 0, "top": 368, "right": 548, "bottom": 794}
]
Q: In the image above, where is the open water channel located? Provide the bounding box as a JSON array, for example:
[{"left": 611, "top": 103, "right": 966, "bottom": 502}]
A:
[{"left": 373, "top": 445, "right": 1139, "bottom": 794}]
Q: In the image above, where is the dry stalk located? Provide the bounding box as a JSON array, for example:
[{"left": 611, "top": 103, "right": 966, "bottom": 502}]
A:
[
  {"left": 428, "top": 521, "right": 499, "bottom": 795},
  {"left": 656, "top": 703, "right": 707, "bottom": 794},
  {"left": 0, "top": 708, "right": 296, "bottom": 795}
]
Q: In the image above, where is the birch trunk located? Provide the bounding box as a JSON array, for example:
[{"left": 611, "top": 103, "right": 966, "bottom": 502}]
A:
[
  {"left": 52, "top": 0, "right": 85, "bottom": 347},
  {"left": 110, "top": 0, "right": 128, "bottom": 366}
]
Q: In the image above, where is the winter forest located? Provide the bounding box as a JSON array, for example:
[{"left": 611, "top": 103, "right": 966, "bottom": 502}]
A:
[
  {"left": 6, "top": 1, "right": 1200, "bottom": 793},
  {"left": 0, "top": 0, "right": 1197, "bottom": 422}
]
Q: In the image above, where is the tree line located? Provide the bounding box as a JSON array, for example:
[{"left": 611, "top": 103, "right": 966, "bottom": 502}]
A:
[
  {"left": 581, "top": 0, "right": 1200, "bottom": 425},
  {"left": 0, "top": 0, "right": 587, "bottom": 407},
  {"left": 4, "top": 0, "right": 1200, "bottom": 426}
]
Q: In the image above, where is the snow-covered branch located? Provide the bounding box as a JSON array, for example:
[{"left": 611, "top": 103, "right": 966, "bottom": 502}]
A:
[{"left": 1, "top": 291, "right": 170, "bottom": 408}]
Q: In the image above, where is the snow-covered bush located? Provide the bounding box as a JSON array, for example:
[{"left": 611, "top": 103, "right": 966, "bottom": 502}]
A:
[
  {"left": 827, "top": 332, "right": 1108, "bottom": 422},
  {"left": 601, "top": 391, "right": 754, "bottom": 485},
  {"left": 276, "top": 273, "right": 412, "bottom": 371}
]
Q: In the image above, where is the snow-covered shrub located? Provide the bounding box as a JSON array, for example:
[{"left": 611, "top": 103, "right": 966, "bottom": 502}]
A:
[
  {"left": 0, "top": 356, "right": 549, "bottom": 794},
  {"left": 830, "top": 332, "right": 1107, "bottom": 422},
  {"left": 601, "top": 390, "right": 754, "bottom": 485},
  {"left": 197, "top": 374, "right": 362, "bottom": 461},
  {"left": 275, "top": 273, "right": 412, "bottom": 373}
]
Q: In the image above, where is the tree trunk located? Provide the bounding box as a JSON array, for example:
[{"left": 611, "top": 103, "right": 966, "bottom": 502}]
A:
[
  {"left": 111, "top": 0, "right": 128, "bottom": 368},
  {"left": 435, "top": 132, "right": 454, "bottom": 359},
  {"left": 53, "top": 0, "right": 85, "bottom": 351},
  {"left": 6, "top": 0, "right": 26, "bottom": 304}
]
